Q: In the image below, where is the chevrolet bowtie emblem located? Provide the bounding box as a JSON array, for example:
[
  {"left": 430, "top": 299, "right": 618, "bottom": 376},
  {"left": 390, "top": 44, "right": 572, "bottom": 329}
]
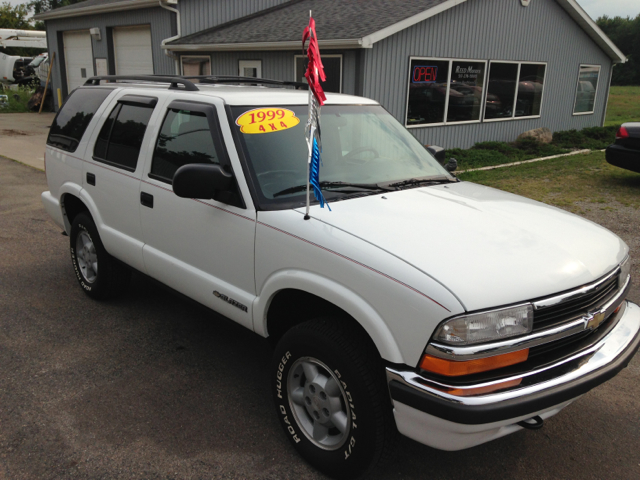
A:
[{"left": 586, "top": 311, "right": 606, "bottom": 330}]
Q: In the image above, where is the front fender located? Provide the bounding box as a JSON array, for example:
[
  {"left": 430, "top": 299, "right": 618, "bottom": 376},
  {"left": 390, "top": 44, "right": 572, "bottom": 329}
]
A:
[{"left": 253, "top": 269, "right": 405, "bottom": 364}]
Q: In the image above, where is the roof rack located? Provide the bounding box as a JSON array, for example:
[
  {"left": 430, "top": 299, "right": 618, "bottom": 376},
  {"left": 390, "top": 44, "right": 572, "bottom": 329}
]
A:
[
  {"left": 183, "top": 75, "right": 309, "bottom": 89},
  {"left": 84, "top": 75, "right": 200, "bottom": 91},
  {"left": 83, "top": 75, "right": 309, "bottom": 92}
]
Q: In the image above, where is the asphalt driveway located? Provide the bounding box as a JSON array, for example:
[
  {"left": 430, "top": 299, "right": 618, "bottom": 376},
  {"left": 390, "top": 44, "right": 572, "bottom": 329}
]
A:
[{"left": 0, "top": 155, "right": 639, "bottom": 479}]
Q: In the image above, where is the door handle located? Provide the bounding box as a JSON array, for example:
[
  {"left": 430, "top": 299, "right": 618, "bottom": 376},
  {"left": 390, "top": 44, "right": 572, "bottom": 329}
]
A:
[
  {"left": 140, "top": 192, "right": 154, "bottom": 208},
  {"left": 86, "top": 172, "right": 96, "bottom": 186}
]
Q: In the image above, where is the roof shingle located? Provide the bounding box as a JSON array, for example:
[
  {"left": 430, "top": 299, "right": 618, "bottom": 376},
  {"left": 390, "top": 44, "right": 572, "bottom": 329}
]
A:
[{"left": 171, "top": 0, "right": 451, "bottom": 45}]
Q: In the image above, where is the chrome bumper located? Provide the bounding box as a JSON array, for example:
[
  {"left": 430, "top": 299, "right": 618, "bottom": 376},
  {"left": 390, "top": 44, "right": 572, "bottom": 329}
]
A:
[{"left": 387, "top": 301, "right": 640, "bottom": 425}]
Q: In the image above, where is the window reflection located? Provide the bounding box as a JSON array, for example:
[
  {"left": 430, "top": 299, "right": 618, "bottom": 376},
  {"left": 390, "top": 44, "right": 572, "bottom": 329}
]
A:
[
  {"left": 574, "top": 65, "right": 600, "bottom": 114},
  {"left": 485, "top": 63, "right": 518, "bottom": 120},
  {"left": 516, "top": 64, "right": 545, "bottom": 117},
  {"left": 447, "top": 61, "right": 486, "bottom": 122},
  {"left": 406, "top": 59, "right": 450, "bottom": 125}
]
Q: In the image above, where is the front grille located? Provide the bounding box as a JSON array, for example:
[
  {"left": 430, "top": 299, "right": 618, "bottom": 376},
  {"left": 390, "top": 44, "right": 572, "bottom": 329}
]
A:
[{"left": 532, "top": 274, "right": 619, "bottom": 332}]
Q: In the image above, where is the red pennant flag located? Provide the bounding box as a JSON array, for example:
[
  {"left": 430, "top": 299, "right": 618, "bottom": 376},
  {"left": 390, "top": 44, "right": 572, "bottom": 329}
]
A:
[{"left": 302, "top": 16, "right": 327, "bottom": 105}]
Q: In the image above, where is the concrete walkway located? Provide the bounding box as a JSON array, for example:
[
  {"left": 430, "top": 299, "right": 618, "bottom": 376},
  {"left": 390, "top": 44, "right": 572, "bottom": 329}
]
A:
[{"left": 0, "top": 112, "right": 55, "bottom": 170}]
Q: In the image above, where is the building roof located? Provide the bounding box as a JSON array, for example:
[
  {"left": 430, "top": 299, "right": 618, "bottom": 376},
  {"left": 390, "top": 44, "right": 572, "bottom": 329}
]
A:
[
  {"left": 168, "top": 0, "right": 458, "bottom": 50},
  {"left": 33, "top": 0, "right": 160, "bottom": 21},
  {"left": 34, "top": 0, "right": 626, "bottom": 64},
  {"left": 166, "top": 0, "right": 625, "bottom": 64}
]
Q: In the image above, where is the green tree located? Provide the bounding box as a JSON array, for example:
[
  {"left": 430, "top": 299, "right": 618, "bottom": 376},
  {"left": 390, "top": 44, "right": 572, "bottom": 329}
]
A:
[
  {"left": 29, "top": 0, "right": 88, "bottom": 29},
  {"left": 597, "top": 14, "right": 640, "bottom": 86},
  {"left": 0, "top": 1, "right": 32, "bottom": 29},
  {"left": 0, "top": 2, "right": 38, "bottom": 56},
  {"left": 29, "top": 0, "right": 87, "bottom": 15}
]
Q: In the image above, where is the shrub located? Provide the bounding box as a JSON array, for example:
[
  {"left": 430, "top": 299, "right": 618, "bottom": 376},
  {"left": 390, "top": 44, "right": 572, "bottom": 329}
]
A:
[
  {"left": 0, "top": 86, "right": 33, "bottom": 113},
  {"left": 552, "top": 126, "right": 617, "bottom": 150}
]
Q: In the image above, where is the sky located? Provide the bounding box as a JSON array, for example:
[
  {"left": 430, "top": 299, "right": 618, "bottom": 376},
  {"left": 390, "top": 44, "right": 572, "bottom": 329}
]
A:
[{"left": 3, "top": 0, "right": 640, "bottom": 22}]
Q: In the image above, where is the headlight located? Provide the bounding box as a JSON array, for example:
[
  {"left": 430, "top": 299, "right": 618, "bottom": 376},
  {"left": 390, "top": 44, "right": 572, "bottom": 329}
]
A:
[
  {"left": 433, "top": 304, "right": 533, "bottom": 346},
  {"left": 620, "top": 255, "right": 631, "bottom": 283}
]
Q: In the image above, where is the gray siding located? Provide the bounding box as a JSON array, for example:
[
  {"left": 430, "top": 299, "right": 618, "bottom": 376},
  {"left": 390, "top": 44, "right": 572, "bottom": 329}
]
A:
[
  {"left": 362, "top": 0, "right": 613, "bottom": 148},
  {"left": 46, "top": 7, "right": 175, "bottom": 102},
  {"left": 183, "top": 50, "right": 357, "bottom": 94},
  {"left": 179, "top": 0, "right": 290, "bottom": 36}
]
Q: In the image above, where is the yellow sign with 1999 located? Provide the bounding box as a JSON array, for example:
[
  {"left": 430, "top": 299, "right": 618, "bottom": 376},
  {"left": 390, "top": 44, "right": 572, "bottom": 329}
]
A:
[{"left": 236, "top": 108, "right": 300, "bottom": 134}]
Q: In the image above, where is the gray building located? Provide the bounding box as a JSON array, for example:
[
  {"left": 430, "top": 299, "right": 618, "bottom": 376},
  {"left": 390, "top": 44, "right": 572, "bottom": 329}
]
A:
[{"left": 36, "top": 0, "right": 626, "bottom": 148}]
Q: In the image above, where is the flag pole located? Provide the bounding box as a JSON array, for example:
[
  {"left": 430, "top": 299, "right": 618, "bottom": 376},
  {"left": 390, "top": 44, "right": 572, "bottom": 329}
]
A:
[{"left": 304, "top": 9, "right": 312, "bottom": 221}]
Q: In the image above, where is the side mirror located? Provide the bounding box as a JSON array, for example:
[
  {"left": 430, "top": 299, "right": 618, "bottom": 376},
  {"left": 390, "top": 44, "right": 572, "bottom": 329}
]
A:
[
  {"left": 173, "top": 163, "right": 234, "bottom": 199},
  {"left": 426, "top": 145, "right": 446, "bottom": 164},
  {"left": 444, "top": 158, "right": 458, "bottom": 172}
]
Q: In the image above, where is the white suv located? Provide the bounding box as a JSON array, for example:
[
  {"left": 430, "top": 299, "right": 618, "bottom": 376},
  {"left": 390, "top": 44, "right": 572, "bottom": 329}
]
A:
[{"left": 42, "top": 76, "right": 639, "bottom": 479}]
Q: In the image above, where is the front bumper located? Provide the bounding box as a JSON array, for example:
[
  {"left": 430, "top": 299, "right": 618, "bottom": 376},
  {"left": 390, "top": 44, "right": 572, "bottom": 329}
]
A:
[{"left": 387, "top": 301, "right": 640, "bottom": 449}]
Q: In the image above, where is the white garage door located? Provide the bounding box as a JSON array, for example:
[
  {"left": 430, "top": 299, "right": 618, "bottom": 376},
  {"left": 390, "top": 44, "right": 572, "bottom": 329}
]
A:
[
  {"left": 63, "top": 30, "right": 93, "bottom": 92},
  {"left": 113, "top": 26, "right": 154, "bottom": 75}
]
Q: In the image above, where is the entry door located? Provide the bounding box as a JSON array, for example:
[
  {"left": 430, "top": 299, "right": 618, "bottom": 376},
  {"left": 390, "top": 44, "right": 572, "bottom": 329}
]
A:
[
  {"left": 138, "top": 99, "right": 256, "bottom": 329},
  {"left": 63, "top": 30, "right": 93, "bottom": 92},
  {"left": 113, "top": 26, "right": 154, "bottom": 75}
]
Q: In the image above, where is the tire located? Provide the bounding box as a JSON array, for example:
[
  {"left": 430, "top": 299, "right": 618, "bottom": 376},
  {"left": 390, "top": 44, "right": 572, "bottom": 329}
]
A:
[
  {"left": 271, "top": 318, "right": 396, "bottom": 479},
  {"left": 69, "top": 213, "right": 131, "bottom": 300}
]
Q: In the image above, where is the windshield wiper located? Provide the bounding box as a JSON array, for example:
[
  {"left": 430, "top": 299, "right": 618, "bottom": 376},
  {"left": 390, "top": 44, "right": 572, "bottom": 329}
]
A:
[
  {"left": 273, "top": 181, "right": 391, "bottom": 198},
  {"left": 386, "top": 176, "right": 457, "bottom": 189}
]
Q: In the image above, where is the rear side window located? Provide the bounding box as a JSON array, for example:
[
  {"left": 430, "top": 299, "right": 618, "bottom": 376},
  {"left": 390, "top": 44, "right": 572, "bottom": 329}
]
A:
[
  {"left": 47, "top": 88, "right": 113, "bottom": 153},
  {"left": 93, "top": 99, "right": 155, "bottom": 171},
  {"left": 150, "top": 109, "right": 220, "bottom": 183}
]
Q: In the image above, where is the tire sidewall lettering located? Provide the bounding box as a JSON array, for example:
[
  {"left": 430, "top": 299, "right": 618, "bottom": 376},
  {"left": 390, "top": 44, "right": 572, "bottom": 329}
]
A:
[
  {"left": 275, "top": 352, "right": 360, "bottom": 461},
  {"left": 71, "top": 222, "right": 94, "bottom": 291},
  {"left": 276, "top": 351, "right": 300, "bottom": 443}
]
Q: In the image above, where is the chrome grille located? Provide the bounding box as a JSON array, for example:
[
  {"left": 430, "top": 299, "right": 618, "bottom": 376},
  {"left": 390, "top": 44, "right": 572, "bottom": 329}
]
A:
[{"left": 532, "top": 273, "right": 619, "bottom": 332}]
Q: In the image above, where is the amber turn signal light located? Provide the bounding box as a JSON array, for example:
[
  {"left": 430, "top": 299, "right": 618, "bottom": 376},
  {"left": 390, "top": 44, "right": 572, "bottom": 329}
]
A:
[{"left": 419, "top": 349, "right": 529, "bottom": 377}]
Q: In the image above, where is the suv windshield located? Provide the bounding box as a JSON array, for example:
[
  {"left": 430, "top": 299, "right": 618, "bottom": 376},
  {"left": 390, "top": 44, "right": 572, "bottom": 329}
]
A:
[{"left": 231, "top": 105, "right": 451, "bottom": 208}]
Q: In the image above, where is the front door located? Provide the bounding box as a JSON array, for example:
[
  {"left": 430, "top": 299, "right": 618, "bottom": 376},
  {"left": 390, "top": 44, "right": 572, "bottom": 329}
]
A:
[{"left": 139, "top": 98, "right": 256, "bottom": 329}]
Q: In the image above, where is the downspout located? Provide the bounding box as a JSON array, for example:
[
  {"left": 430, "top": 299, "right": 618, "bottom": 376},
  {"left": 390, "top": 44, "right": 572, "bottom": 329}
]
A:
[{"left": 159, "top": 0, "right": 181, "bottom": 74}]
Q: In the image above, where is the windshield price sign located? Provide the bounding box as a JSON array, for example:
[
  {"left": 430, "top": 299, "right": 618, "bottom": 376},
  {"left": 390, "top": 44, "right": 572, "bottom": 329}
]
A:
[
  {"left": 236, "top": 107, "right": 300, "bottom": 134},
  {"left": 412, "top": 65, "right": 438, "bottom": 83}
]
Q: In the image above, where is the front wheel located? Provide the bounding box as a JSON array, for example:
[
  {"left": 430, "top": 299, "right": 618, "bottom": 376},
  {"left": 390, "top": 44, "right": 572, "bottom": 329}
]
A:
[{"left": 271, "top": 318, "right": 396, "bottom": 479}]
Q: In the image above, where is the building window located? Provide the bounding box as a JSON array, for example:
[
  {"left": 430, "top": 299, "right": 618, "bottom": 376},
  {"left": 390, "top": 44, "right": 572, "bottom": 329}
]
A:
[
  {"left": 295, "top": 54, "right": 342, "bottom": 93},
  {"left": 405, "top": 58, "right": 487, "bottom": 127},
  {"left": 239, "top": 60, "right": 262, "bottom": 78},
  {"left": 181, "top": 56, "right": 211, "bottom": 76},
  {"left": 484, "top": 61, "right": 546, "bottom": 121},
  {"left": 573, "top": 64, "right": 600, "bottom": 115}
]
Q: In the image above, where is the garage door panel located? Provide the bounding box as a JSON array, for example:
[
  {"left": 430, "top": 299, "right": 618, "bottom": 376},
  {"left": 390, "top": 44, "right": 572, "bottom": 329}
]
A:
[
  {"left": 63, "top": 30, "right": 93, "bottom": 92},
  {"left": 114, "top": 26, "right": 153, "bottom": 75}
]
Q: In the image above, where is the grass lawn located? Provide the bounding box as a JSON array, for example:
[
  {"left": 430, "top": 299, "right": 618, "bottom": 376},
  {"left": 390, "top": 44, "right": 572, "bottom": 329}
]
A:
[
  {"left": 605, "top": 86, "right": 640, "bottom": 126},
  {"left": 457, "top": 151, "right": 640, "bottom": 212}
]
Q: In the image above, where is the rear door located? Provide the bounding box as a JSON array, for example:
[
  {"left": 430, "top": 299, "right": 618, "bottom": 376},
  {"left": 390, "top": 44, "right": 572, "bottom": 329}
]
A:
[
  {"left": 138, "top": 97, "right": 257, "bottom": 329},
  {"left": 82, "top": 91, "right": 165, "bottom": 272}
]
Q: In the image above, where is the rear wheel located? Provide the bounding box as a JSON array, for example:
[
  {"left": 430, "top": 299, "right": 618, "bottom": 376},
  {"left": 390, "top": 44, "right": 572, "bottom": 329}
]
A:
[
  {"left": 271, "top": 318, "right": 396, "bottom": 479},
  {"left": 70, "top": 213, "right": 130, "bottom": 300}
]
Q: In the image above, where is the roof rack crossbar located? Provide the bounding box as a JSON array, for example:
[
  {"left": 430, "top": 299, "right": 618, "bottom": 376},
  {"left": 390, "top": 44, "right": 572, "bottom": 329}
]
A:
[
  {"left": 84, "top": 75, "right": 199, "bottom": 91},
  {"left": 182, "top": 75, "right": 309, "bottom": 89}
]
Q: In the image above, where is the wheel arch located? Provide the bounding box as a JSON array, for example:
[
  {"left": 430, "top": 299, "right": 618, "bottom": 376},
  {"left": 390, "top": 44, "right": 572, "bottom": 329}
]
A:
[
  {"left": 58, "top": 184, "right": 103, "bottom": 235},
  {"left": 254, "top": 271, "right": 405, "bottom": 364}
]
